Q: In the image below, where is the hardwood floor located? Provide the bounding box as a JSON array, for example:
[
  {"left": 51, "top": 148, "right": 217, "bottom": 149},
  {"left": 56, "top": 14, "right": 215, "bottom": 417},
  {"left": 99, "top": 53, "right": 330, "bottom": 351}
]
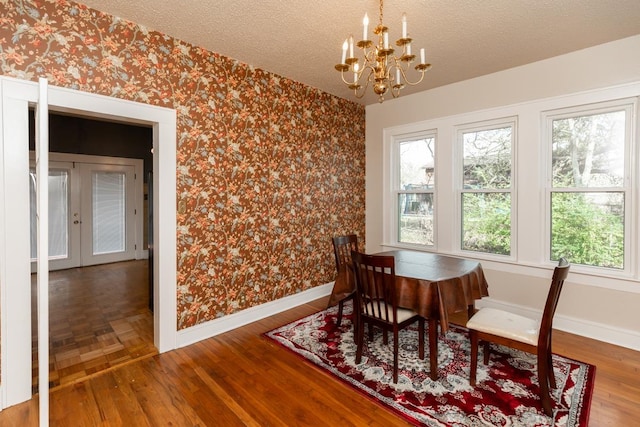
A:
[
  {"left": 31, "top": 260, "right": 157, "bottom": 391},
  {"left": 4, "top": 296, "right": 639, "bottom": 426}
]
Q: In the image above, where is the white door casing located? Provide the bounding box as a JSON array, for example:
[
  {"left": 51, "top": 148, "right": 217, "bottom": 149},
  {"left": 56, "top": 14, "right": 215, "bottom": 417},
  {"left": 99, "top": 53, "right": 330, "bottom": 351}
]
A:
[
  {"left": 36, "top": 76, "right": 50, "bottom": 427},
  {"left": 0, "top": 76, "right": 177, "bottom": 408}
]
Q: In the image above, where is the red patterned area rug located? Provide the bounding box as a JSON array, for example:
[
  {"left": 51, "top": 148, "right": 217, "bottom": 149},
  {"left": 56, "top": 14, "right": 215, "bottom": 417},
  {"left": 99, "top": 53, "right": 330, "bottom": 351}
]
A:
[{"left": 264, "top": 303, "right": 595, "bottom": 427}]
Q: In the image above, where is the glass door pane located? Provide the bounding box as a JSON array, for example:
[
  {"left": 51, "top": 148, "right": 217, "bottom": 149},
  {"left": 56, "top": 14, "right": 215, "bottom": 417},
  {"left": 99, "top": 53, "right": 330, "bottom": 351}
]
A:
[
  {"left": 80, "top": 162, "right": 135, "bottom": 267},
  {"left": 92, "top": 171, "right": 126, "bottom": 255},
  {"left": 29, "top": 168, "right": 69, "bottom": 260}
]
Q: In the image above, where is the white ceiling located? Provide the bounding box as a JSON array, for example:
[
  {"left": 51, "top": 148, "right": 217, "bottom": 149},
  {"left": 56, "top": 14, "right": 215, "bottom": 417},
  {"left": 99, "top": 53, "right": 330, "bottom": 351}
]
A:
[{"left": 78, "top": 0, "right": 640, "bottom": 105}]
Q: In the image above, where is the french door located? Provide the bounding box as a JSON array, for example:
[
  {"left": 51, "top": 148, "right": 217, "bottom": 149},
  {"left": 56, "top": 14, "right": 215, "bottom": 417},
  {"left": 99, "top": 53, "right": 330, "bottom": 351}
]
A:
[{"left": 30, "top": 158, "right": 138, "bottom": 270}]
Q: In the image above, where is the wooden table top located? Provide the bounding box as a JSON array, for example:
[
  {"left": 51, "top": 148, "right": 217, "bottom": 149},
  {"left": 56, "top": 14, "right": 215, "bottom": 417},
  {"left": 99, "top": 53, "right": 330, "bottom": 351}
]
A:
[{"left": 375, "top": 250, "right": 487, "bottom": 282}]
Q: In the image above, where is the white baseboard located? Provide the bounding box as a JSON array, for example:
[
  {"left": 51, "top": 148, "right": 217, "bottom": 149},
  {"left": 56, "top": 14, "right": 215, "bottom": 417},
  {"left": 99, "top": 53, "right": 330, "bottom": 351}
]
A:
[
  {"left": 176, "top": 282, "right": 334, "bottom": 348},
  {"left": 477, "top": 298, "right": 640, "bottom": 352}
]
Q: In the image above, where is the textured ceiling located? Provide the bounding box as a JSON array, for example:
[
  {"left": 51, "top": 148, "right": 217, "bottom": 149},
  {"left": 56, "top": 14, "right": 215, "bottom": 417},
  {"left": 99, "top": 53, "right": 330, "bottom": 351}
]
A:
[{"left": 77, "top": 0, "right": 640, "bottom": 105}]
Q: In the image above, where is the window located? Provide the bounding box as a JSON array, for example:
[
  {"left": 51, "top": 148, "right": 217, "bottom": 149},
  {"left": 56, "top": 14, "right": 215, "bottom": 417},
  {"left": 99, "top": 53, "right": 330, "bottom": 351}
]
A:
[
  {"left": 394, "top": 134, "right": 436, "bottom": 247},
  {"left": 546, "top": 101, "right": 633, "bottom": 270},
  {"left": 383, "top": 85, "right": 639, "bottom": 290},
  {"left": 92, "top": 171, "right": 127, "bottom": 255},
  {"left": 458, "top": 120, "right": 515, "bottom": 256},
  {"left": 29, "top": 168, "right": 70, "bottom": 260}
]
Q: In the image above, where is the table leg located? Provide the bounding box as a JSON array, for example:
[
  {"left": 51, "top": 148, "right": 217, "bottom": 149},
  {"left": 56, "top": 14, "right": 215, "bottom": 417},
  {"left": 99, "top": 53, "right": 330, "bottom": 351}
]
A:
[{"left": 429, "top": 317, "right": 438, "bottom": 380}]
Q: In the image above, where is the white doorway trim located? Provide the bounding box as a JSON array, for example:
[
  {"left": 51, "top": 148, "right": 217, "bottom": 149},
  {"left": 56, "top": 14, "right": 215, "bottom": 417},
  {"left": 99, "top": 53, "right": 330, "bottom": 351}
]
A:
[{"left": 0, "top": 76, "right": 177, "bottom": 408}]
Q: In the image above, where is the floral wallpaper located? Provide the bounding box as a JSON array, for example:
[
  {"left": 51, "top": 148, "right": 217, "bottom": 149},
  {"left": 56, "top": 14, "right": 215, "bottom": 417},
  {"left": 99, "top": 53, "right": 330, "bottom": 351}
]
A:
[{"left": 0, "top": 0, "right": 365, "bottom": 329}]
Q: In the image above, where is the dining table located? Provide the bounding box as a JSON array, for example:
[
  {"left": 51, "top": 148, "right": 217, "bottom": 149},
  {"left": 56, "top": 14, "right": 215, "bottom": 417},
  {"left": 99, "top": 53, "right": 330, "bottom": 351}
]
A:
[{"left": 328, "top": 249, "right": 490, "bottom": 380}]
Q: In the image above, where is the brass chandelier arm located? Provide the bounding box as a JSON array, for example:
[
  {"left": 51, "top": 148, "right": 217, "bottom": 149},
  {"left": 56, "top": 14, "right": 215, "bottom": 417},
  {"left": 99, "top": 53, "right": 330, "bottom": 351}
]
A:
[
  {"left": 338, "top": 66, "right": 375, "bottom": 99},
  {"left": 393, "top": 60, "right": 432, "bottom": 87}
]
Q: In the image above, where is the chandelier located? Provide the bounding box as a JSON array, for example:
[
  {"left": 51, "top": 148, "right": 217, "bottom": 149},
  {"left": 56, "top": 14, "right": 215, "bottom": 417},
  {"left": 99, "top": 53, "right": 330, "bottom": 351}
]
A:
[{"left": 334, "top": 0, "right": 431, "bottom": 103}]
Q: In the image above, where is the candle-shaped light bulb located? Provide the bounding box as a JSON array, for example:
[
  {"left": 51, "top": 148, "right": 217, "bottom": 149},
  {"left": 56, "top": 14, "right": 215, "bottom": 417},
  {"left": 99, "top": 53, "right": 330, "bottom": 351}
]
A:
[
  {"left": 406, "top": 43, "right": 411, "bottom": 56},
  {"left": 349, "top": 34, "right": 354, "bottom": 58},
  {"left": 353, "top": 63, "right": 359, "bottom": 83},
  {"left": 420, "top": 48, "right": 425, "bottom": 64},
  {"left": 383, "top": 31, "right": 389, "bottom": 49},
  {"left": 396, "top": 68, "right": 401, "bottom": 84},
  {"left": 362, "top": 13, "right": 369, "bottom": 41},
  {"left": 402, "top": 13, "right": 407, "bottom": 39},
  {"left": 341, "top": 39, "right": 348, "bottom": 64}
]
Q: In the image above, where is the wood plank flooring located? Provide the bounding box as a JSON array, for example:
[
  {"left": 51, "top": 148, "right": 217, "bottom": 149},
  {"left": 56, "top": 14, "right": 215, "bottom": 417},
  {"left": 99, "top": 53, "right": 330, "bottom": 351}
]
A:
[
  {"left": 4, "top": 294, "right": 640, "bottom": 426},
  {"left": 31, "top": 260, "right": 157, "bottom": 391}
]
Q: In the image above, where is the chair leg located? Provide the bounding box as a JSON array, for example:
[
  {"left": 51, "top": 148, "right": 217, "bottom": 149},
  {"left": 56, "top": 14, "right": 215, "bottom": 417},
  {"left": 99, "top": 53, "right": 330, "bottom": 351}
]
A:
[
  {"left": 470, "top": 330, "right": 478, "bottom": 386},
  {"left": 547, "top": 331, "right": 556, "bottom": 389},
  {"left": 418, "top": 318, "right": 425, "bottom": 360},
  {"left": 483, "top": 341, "right": 490, "bottom": 365},
  {"left": 547, "top": 348, "right": 556, "bottom": 389},
  {"left": 336, "top": 300, "right": 344, "bottom": 327},
  {"left": 428, "top": 318, "right": 438, "bottom": 381},
  {"left": 352, "top": 306, "right": 359, "bottom": 340},
  {"left": 355, "top": 319, "right": 364, "bottom": 364},
  {"left": 537, "top": 352, "right": 553, "bottom": 416},
  {"left": 393, "top": 328, "right": 399, "bottom": 383}
]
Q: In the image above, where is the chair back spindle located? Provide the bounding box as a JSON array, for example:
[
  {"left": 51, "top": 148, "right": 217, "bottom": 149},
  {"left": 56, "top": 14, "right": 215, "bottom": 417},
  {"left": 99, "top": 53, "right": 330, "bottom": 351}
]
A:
[{"left": 332, "top": 234, "right": 358, "bottom": 272}]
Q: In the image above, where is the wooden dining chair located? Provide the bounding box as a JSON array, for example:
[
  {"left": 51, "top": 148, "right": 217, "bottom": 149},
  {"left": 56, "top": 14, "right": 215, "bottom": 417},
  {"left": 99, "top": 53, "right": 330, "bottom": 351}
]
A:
[
  {"left": 331, "top": 234, "right": 359, "bottom": 327},
  {"left": 351, "top": 250, "right": 425, "bottom": 384},
  {"left": 466, "top": 258, "right": 570, "bottom": 416}
]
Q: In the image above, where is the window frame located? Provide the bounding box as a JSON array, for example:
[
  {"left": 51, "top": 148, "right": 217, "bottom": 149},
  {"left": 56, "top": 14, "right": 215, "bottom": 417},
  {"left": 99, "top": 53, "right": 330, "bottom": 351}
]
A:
[
  {"left": 455, "top": 117, "right": 518, "bottom": 260},
  {"left": 380, "top": 83, "right": 640, "bottom": 292},
  {"left": 542, "top": 99, "right": 636, "bottom": 275},
  {"left": 389, "top": 130, "right": 438, "bottom": 250}
]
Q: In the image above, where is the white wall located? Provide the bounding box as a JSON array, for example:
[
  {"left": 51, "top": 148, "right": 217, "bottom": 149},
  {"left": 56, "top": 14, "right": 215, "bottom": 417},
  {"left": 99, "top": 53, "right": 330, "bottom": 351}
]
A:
[{"left": 365, "top": 35, "right": 640, "bottom": 350}]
